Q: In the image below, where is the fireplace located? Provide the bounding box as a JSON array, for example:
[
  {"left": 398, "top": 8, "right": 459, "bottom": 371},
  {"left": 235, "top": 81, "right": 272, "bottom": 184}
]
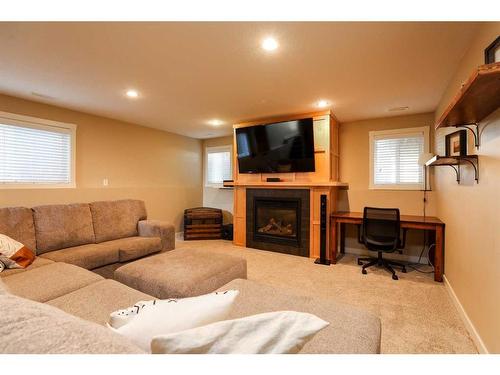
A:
[
  {"left": 254, "top": 198, "right": 300, "bottom": 247},
  {"left": 246, "top": 189, "right": 310, "bottom": 257}
]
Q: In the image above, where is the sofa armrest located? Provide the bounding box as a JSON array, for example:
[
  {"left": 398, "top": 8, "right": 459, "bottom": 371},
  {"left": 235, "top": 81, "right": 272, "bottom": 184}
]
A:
[{"left": 138, "top": 220, "right": 175, "bottom": 251}]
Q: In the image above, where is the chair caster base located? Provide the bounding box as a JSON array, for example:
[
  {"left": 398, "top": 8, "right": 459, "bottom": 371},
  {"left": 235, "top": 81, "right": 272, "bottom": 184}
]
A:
[
  {"left": 392, "top": 274, "right": 398, "bottom": 280},
  {"left": 402, "top": 267, "right": 407, "bottom": 273},
  {"left": 357, "top": 260, "right": 363, "bottom": 266},
  {"left": 362, "top": 269, "right": 367, "bottom": 275}
]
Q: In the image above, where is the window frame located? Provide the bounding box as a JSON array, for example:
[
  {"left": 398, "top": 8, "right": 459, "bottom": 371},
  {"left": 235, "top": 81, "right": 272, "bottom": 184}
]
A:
[
  {"left": 369, "top": 126, "right": 429, "bottom": 191},
  {"left": 0, "top": 111, "right": 77, "bottom": 189},
  {"left": 204, "top": 145, "right": 232, "bottom": 188}
]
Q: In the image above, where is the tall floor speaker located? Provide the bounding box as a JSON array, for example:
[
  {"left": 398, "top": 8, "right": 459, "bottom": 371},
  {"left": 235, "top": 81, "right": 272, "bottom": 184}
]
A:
[{"left": 314, "top": 194, "right": 331, "bottom": 266}]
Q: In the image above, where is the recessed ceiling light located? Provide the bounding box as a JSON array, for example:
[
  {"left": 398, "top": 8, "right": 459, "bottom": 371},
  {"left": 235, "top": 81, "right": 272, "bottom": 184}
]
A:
[
  {"left": 261, "top": 37, "right": 279, "bottom": 52},
  {"left": 316, "top": 100, "right": 329, "bottom": 108},
  {"left": 388, "top": 106, "right": 409, "bottom": 112},
  {"left": 208, "top": 119, "right": 224, "bottom": 126},
  {"left": 126, "top": 89, "right": 139, "bottom": 98}
]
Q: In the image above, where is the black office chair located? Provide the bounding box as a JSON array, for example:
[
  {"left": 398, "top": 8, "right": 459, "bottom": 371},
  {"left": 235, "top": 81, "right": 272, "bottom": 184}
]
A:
[{"left": 357, "top": 207, "right": 407, "bottom": 280}]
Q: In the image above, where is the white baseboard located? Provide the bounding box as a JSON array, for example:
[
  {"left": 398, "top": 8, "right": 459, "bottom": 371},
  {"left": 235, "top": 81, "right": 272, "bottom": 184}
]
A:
[
  {"left": 443, "top": 274, "right": 489, "bottom": 354},
  {"left": 344, "top": 246, "right": 428, "bottom": 264}
]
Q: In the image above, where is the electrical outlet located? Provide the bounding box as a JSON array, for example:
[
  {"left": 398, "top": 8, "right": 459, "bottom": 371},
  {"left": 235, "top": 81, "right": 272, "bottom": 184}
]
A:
[{"left": 103, "top": 178, "right": 109, "bottom": 187}]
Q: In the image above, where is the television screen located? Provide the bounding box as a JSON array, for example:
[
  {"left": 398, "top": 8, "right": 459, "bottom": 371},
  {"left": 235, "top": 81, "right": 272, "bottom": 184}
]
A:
[{"left": 236, "top": 118, "right": 315, "bottom": 173}]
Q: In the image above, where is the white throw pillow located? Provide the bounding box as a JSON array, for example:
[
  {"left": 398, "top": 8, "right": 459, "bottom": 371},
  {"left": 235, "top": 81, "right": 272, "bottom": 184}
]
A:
[
  {"left": 109, "top": 300, "right": 159, "bottom": 329},
  {"left": 151, "top": 311, "right": 329, "bottom": 354},
  {"left": 108, "top": 290, "right": 239, "bottom": 352}
]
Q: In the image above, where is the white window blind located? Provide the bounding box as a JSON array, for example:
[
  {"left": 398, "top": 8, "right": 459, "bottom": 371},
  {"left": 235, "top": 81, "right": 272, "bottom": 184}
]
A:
[
  {"left": 0, "top": 113, "right": 75, "bottom": 187},
  {"left": 206, "top": 146, "right": 232, "bottom": 186},
  {"left": 369, "top": 127, "right": 428, "bottom": 190}
]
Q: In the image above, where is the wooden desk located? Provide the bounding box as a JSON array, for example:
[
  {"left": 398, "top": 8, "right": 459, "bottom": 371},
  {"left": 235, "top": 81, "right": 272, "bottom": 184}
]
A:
[{"left": 330, "top": 212, "right": 445, "bottom": 282}]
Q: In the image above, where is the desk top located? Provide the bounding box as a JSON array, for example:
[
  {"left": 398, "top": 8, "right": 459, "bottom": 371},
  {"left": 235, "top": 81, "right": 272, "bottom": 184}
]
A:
[{"left": 332, "top": 211, "right": 444, "bottom": 225}]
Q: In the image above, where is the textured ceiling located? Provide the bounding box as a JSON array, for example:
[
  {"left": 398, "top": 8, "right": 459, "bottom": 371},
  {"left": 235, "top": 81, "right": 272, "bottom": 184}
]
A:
[{"left": 0, "top": 22, "right": 479, "bottom": 138}]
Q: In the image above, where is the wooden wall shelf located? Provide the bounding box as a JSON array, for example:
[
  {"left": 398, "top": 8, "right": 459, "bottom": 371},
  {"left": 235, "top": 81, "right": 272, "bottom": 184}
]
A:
[
  {"left": 435, "top": 62, "right": 500, "bottom": 132},
  {"left": 426, "top": 155, "right": 479, "bottom": 184}
]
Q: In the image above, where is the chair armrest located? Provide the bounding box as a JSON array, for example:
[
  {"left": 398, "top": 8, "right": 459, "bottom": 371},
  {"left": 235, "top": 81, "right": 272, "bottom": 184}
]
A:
[{"left": 138, "top": 220, "right": 175, "bottom": 251}]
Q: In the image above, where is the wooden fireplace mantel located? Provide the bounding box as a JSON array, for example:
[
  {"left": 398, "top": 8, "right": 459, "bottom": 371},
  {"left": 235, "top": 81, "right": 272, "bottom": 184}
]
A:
[
  {"left": 231, "top": 110, "right": 348, "bottom": 261},
  {"left": 224, "top": 181, "right": 349, "bottom": 188}
]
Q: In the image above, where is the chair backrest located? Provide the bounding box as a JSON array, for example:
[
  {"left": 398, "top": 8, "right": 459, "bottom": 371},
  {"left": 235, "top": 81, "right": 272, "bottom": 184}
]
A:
[{"left": 362, "top": 207, "right": 400, "bottom": 250}]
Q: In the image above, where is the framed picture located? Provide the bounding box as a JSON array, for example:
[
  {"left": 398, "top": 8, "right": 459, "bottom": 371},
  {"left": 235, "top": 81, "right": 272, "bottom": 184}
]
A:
[
  {"left": 484, "top": 36, "right": 500, "bottom": 64},
  {"left": 445, "top": 130, "right": 467, "bottom": 157}
]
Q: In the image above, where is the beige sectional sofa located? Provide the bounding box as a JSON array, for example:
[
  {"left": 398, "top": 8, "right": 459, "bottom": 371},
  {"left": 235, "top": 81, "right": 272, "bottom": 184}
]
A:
[
  {"left": 0, "top": 199, "right": 381, "bottom": 354},
  {"left": 1, "top": 260, "right": 381, "bottom": 354},
  {"left": 0, "top": 199, "right": 175, "bottom": 277}
]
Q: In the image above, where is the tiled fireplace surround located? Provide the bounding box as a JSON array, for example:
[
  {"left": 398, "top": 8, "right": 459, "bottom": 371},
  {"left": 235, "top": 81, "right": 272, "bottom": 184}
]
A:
[{"left": 246, "top": 188, "right": 310, "bottom": 257}]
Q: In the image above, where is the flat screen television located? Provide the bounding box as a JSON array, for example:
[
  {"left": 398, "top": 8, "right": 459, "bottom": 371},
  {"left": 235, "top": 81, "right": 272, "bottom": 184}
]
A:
[{"left": 236, "top": 118, "right": 315, "bottom": 173}]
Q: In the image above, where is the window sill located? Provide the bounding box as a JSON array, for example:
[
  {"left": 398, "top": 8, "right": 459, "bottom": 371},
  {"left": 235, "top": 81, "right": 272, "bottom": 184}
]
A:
[
  {"left": 0, "top": 183, "right": 76, "bottom": 189},
  {"left": 205, "top": 184, "right": 234, "bottom": 190},
  {"left": 369, "top": 185, "right": 425, "bottom": 191}
]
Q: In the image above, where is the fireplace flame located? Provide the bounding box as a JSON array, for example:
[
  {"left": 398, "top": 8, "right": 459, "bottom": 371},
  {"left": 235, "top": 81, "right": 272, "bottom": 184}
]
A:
[{"left": 258, "top": 218, "right": 295, "bottom": 236}]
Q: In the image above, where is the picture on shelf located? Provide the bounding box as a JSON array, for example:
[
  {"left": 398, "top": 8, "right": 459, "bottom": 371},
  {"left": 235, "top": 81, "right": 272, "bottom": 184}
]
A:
[
  {"left": 445, "top": 130, "right": 467, "bottom": 157},
  {"left": 484, "top": 36, "right": 500, "bottom": 64}
]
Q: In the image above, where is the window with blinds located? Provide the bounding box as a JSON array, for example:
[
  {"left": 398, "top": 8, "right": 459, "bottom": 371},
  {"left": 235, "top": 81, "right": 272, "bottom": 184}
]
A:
[
  {"left": 205, "top": 146, "right": 232, "bottom": 187},
  {"left": 369, "top": 127, "right": 428, "bottom": 190},
  {"left": 0, "top": 112, "right": 76, "bottom": 187}
]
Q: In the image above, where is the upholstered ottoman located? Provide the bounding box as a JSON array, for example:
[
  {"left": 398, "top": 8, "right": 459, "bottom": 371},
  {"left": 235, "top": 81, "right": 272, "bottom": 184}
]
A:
[{"left": 113, "top": 248, "right": 247, "bottom": 298}]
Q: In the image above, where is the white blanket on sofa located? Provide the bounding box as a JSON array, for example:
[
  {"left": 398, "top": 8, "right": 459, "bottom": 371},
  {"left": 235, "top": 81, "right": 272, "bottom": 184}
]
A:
[{"left": 151, "top": 311, "right": 329, "bottom": 354}]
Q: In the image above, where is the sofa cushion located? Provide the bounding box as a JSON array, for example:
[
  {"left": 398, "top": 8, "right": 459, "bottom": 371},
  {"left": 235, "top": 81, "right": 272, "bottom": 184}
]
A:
[
  {"left": 3, "top": 262, "right": 103, "bottom": 302},
  {"left": 90, "top": 200, "right": 147, "bottom": 243},
  {"left": 46, "top": 279, "right": 153, "bottom": 326},
  {"left": 0, "top": 257, "right": 53, "bottom": 278},
  {"left": 0, "top": 207, "right": 36, "bottom": 251},
  {"left": 0, "top": 277, "right": 7, "bottom": 295},
  {"left": 40, "top": 243, "right": 120, "bottom": 270},
  {"left": 217, "top": 279, "right": 382, "bottom": 354},
  {"left": 33, "top": 203, "right": 95, "bottom": 254},
  {"left": 104, "top": 236, "right": 162, "bottom": 262},
  {"left": 0, "top": 292, "right": 144, "bottom": 354}
]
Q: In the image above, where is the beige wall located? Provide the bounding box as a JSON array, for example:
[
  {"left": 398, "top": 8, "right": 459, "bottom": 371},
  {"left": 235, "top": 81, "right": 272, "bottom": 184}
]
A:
[
  {"left": 339, "top": 112, "right": 437, "bottom": 215},
  {"left": 0, "top": 94, "right": 203, "bottom": 231},
  {"left": 339, "top": 112, "right": 437, "bottom": 259},
  {"left": 202, "top": 136, "right": 234, "bottom": 224},
  {"left": 434, "top": 23, "right": 500, "bottom": 353}
]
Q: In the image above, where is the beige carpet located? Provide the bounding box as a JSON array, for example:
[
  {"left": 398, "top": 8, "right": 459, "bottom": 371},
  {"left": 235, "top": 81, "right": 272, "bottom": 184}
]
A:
[{"left": 177, "top": 239, "right": 477, "bottom": 354}]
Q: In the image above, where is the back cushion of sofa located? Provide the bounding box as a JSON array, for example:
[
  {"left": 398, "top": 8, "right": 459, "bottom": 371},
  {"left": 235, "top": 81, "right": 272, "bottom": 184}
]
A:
[
  {"left": 33, "top": 204, "right": 96, "bottom": 254},
  {"left": 0, "top": 207, "right": 37, "bottom": 252},
  {"left": 90, "top": 200, "right": 147, "bottom": 243}
]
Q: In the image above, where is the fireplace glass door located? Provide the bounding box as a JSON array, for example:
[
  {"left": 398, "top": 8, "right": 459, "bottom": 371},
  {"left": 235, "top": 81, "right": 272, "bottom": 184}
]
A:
[{"left": 253, "top": 198, "right": 300, "bottom": 247}]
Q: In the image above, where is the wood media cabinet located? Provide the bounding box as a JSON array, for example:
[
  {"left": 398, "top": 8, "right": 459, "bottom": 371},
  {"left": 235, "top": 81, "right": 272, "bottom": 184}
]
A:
[{"left": 228, "top": 110, "right": 349, "bottom": 259}]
